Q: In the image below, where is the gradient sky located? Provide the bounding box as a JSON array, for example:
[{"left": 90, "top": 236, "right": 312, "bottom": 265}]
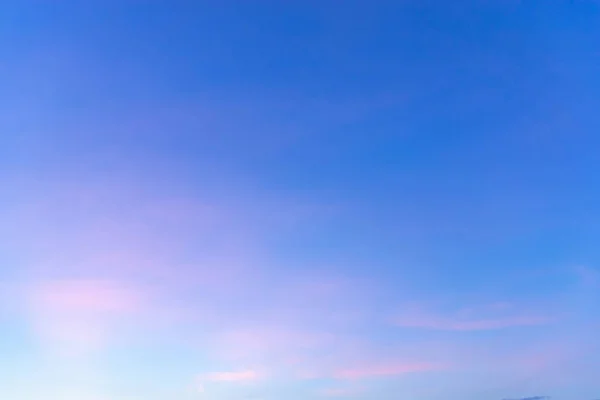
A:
[{"left": 1, "top": 1, "right": 600, "bottom": 400}]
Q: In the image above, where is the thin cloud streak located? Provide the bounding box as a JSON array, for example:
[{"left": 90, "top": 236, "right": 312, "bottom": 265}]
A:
[
  {"left": 333, "top": 361, "right": 443, "bottom": 380},
  {"left": 393, "top": 304, "right": 553, "bottom": 331},
  {"left": 396, "top": 315, "right": 552, "bottom": 331}
]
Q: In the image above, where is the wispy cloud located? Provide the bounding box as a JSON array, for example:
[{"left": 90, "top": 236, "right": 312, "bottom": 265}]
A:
[
  {"left": 393, "top": 304, "right": 552, "bottom": 331},
  {"left": 396, "top": 315, "right": 551, "bottom": 331},
  {"left": 333, "top": 361, "right": 443, "bottom": 380}
]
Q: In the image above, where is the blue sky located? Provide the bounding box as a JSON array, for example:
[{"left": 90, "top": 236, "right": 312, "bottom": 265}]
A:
[{"left": 1, "top": 1, "right": 600, "bottom": 400}]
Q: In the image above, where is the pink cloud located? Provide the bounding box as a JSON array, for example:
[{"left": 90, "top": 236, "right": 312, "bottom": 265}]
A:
[
  {"left": 204, "top": 369, "right": 264, "bottom": 383},
  {"left": 333, "top": 361, "right": 442, "bottom": 380}
]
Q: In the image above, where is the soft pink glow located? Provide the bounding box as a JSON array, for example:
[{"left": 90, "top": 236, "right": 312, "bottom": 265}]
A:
[
  {"left": 31, "top": 279, "right": 143, "bottom": 314},
  {"left": 2, "top": 178, "right": 589, "bottom": 397},
  {"left": 26, "top": 279, "right": 146, "bottom": 355}
]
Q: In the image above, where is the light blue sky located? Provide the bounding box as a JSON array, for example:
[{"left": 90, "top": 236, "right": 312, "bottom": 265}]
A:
[{"left": 1, "top": 1, "right": 599, "bottom": 399}]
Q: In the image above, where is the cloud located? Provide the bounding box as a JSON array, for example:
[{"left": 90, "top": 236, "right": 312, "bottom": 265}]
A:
[
  {"left": 333, "top": 361, "right": 442, "bottom": 380},
  {"left": 393, "top": 304, "right": 552, "bottom": 331},
  {"left": 396, "top": 315, "right": 551, "bottom": 331},
  {"left": 203, "top": 369, "right": 264, "bottom": 383}
]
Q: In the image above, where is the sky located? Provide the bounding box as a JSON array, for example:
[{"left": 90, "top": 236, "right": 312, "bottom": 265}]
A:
[{"left": 1, "top": 1, "right": 600, "bottom": 399}]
